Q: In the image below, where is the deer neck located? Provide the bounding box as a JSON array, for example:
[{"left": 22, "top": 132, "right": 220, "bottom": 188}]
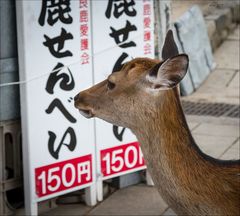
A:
[
  {"left": 132, "top": 89, "right": 214, "bottom": 208},
  {"left": 131, "top": 88, "right": 240, "bottom": 215},
  {"left": 133, "top": 88, "right": 198, "bottom": 162}
]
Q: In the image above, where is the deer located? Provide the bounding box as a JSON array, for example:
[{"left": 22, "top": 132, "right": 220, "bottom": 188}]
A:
[{"left": 74, "top": 30, "right": 240, "bottom": 215}]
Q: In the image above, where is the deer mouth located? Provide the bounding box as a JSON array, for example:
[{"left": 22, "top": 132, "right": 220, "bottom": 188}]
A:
[{"left": 78, "top": 109, "right": 94, "bottom": 119}]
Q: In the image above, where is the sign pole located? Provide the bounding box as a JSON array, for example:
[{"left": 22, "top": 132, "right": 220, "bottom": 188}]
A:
[
  {"left": 85, "top": 185, "right": 97, "bottom": 206},
  {"left": 25, "top": 201, "right": 38, "bottom": 216},
  {"left": 96, "top": 178, "right": 103, "bottom": 202},
  {"left": 146, "top": 170, "right": 154, "bottom": 186}
]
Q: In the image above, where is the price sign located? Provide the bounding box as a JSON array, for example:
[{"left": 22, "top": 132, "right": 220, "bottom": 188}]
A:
[
  {"left": 16, "top": 0, "right": 96, "bottom": 214},
  {"left": 92, "top": 0, "right": 154, "bottom": 181},
  {"left": 101, "top": 142, "right": 145, "bottom": 178},
  {"left": 35, "top": 155, "right": 92, "bottom": 197}
]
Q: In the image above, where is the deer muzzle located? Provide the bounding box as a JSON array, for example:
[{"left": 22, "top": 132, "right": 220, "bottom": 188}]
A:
[{"left": 74, "top": 93, "right": 94, "bottom": 118}]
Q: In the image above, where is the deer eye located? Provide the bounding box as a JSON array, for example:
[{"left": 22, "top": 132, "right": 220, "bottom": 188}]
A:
[{"left": 107, "top": 80, "right": 116, "bottom": 90}]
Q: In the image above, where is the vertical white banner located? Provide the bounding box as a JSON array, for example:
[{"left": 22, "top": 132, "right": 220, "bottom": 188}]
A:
[
  {"left": 16, "top": 0, "right": 96, "bottom": 213},
  {"left": 91, "top": 0, "right": 154, "bottom": 182}
]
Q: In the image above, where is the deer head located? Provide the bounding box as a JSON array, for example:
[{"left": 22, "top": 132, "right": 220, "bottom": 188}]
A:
[{"left": 74, "top": 30, "right": 189, "bottom": 129}]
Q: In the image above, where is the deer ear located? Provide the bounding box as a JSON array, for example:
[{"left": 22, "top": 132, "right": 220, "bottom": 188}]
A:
[
  {"left": 162, "top": 29, "right": 179, "bottom": 60},
  {"left": 147, "top": 54, "right": 189, "bottom": 90}
]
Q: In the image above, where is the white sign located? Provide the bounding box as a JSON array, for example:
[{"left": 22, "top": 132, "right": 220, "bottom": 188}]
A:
[
  {"left": 16, "top": 0, "right": 95, "bottom": 214},
  {"left": 91, "top": 0, "right": 154, "bottom": 183}
]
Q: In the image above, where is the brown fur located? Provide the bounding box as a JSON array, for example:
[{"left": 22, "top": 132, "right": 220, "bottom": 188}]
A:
[{"left": 75, "top": 57, "right": 240, "bottom": 215}]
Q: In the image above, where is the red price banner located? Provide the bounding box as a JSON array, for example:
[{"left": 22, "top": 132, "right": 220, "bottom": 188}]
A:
[
  {"left": 35, "top": 155, "right": 92, "bottom": 198},
  {"left": 101, "top": 142, "right": 145, "bottom": 177}
]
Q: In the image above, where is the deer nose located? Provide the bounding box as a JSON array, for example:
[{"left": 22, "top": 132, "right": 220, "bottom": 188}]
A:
[
  {"left": 74, "top": 93, "right": 86, "bottom": 108},
  {"left": 74, "top": 94, "right": 80, "bottom": 102}
]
